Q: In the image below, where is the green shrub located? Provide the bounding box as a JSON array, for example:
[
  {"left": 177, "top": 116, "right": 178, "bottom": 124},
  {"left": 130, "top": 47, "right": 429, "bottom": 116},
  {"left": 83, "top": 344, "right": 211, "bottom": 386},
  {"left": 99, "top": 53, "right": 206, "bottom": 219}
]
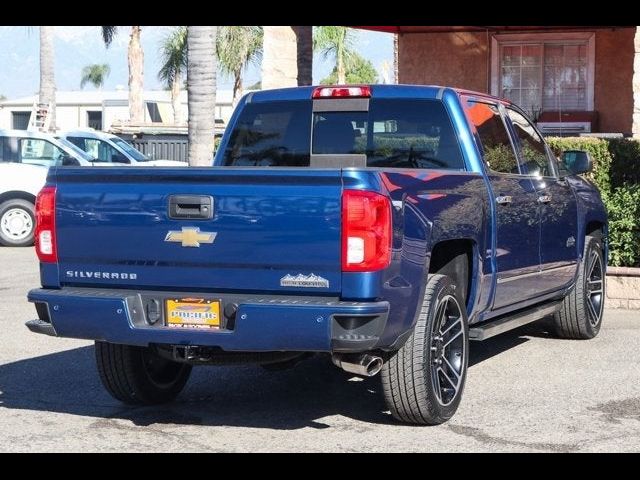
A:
[
  {"left": 547, "top": 136, "right": 640, "bottom": 267},
  {"left": 546, "top": 137, "right": 611, "bottom": 194},
  {"left": 607, "top": 138, "right": 640, "bottom": 188},
  {"left": 602, "top": 184, "right": 640, "bottom": 267}
]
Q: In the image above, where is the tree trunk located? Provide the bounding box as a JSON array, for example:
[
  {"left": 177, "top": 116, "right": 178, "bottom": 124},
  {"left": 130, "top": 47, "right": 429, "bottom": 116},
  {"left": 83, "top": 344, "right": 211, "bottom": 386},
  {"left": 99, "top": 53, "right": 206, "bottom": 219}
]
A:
[
  {"left": 39, "top": 26, "right": 56, "bottom": 132},
  {"left": 293, "top": 26, "right": 312, "bottom": 86},
  {"left": 262, "top": 26, "right": 298, "bottom": 89},
  {"left": 187, "top": 26, "right": 217, "bottom": 166},
  {"left": 337, "top": 41, "right": 346, "bottom": 84},
  {"left": 128, "top": 26, "right": 144, "bottom": 124},
  {"left": 171, "top": 76, "right": 182, "bottom": 125},
  {"left": 393, "top": 33, "right": 399, "bottom": 84},
  {"left": 232, "top": 71, "right": 242, "bottom": 107}
]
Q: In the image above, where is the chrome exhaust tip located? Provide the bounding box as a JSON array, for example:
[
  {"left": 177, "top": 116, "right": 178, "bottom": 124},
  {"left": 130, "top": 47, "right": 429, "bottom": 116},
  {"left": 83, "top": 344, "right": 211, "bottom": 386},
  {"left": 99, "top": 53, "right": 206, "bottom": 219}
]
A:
[{"left": 332, "top": 353, "right": 383, "bottom": 377}]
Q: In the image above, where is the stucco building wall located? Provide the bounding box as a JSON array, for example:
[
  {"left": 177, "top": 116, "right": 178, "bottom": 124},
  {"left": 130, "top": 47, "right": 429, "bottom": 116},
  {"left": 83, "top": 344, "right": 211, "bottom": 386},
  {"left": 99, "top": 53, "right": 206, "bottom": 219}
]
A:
[{"left": 398, "top": 28, "right": 635, "bottom": 134}]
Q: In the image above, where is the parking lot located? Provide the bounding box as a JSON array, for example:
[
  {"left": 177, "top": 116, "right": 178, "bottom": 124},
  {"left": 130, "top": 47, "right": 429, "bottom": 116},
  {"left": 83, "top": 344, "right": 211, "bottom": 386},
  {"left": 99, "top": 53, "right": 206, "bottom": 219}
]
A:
[{"left": 0, "top": 246, "right": 638, "bottom": 452}]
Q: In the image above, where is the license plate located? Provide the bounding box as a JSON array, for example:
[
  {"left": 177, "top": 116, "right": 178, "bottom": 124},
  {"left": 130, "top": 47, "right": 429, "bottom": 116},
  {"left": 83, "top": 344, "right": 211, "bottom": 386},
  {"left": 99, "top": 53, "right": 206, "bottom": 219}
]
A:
[{"left": 165, "top": 298, "right": 221, "bottom": 329}]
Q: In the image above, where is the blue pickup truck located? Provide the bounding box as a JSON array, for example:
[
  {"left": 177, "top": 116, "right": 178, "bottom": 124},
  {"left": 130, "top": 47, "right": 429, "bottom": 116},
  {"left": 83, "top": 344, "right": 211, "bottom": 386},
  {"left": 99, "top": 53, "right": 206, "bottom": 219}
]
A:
[{"left": 26, "top": 85, "right": 607, "bottom": 425}]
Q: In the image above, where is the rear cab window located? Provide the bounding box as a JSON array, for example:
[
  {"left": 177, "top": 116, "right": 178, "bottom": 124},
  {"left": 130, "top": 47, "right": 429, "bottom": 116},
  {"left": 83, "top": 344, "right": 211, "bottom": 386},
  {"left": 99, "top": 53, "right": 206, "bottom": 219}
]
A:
[{"left": 222, "top": 98, "right": 465, "bottom": 170}]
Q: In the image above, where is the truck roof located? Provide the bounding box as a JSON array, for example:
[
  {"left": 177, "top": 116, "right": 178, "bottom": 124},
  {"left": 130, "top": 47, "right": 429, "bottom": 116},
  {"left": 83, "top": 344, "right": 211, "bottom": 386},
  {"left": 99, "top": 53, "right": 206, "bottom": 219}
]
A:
[{"left": 244, "top": 84, "right": 512, "bottom": 106}]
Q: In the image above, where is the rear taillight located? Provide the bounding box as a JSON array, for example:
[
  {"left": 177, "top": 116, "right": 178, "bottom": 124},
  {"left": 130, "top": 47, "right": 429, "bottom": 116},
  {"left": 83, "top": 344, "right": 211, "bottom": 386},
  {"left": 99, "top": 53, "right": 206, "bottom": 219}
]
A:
[
  {"left": 342, "top": 190, "right": 392, "bottom": 272},
  {"left": 312, "top": 86, "right": 371, "bottom": 99},
  {"left": 35, "top": 186, "right": 57, "bottom": 263}
]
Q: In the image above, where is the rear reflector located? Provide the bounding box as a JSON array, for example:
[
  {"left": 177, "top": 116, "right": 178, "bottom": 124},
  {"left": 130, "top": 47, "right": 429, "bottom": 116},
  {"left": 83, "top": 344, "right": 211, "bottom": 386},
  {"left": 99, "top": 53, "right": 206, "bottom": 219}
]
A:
[
  {"left": 342, "top": 190, "right": 392, "bottom": 272},
  {"left": 312, "top": 86, "right": 371, "bottom": 99},
  {"left": 35, "top": 186, "right": 57, "bottom": 263}
]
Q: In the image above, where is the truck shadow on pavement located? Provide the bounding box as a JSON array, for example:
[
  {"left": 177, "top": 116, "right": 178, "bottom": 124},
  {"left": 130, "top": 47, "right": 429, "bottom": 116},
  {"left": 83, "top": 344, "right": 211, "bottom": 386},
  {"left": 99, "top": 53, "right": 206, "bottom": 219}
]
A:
[{"left": 0, "top": 326, "right": 538, "bottom": 430}]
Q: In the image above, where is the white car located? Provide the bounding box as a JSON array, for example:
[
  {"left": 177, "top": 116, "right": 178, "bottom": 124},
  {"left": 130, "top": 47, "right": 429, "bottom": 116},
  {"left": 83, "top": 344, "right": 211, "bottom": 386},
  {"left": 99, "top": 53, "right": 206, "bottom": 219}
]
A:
[
  {"left": 0, "top": 129, "right": 94, "bottom": 246},
  {"left": 60, "top": 129, "right": 186, "bottom": 166}
]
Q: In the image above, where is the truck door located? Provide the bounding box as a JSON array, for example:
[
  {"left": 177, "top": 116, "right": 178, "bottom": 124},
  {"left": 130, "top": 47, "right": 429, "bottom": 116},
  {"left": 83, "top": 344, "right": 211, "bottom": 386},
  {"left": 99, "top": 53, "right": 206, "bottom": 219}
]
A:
[
  {"left": 464, "top": 99, "right": 541, "bottom": 310},
  {"left": 505, "top": 107, "right": 579, "bottom": 292}
]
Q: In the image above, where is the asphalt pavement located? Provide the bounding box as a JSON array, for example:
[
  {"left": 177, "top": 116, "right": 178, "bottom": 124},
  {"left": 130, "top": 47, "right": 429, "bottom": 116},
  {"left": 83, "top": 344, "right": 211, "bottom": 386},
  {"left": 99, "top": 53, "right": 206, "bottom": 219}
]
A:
[{"left": 0, "top": 246, "right": 638, "bottom": 452}]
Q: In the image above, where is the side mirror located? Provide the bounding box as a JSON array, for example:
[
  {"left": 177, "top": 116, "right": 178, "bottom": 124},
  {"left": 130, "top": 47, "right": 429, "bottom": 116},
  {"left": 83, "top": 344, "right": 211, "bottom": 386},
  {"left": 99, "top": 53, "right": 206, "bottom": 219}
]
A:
[
  {"left": 561, "top": 150, "right": 593, "bottom": 176},
  {"left": 61, "top": 155, "right": 80, "bottom": 166}
]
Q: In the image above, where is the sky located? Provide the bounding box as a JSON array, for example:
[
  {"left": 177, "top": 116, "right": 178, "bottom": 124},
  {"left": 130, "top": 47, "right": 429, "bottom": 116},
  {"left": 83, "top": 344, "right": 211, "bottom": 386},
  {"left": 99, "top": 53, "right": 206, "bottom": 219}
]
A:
[{"left": 0, "top": 26, "right": 394, "bottom": 99}]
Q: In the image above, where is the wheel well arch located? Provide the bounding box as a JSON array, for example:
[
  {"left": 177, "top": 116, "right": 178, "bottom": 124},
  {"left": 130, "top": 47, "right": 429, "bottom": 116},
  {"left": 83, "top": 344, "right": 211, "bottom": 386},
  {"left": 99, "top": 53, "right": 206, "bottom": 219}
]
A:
[
  {"left": 0, "top": 190, "right": 37, "bottom": 206},
  {"left": 585, "top": 221, "right": 605, "bottom": 238},
  {"left": 428, "top": 239, "right": 476, "bottom": 310}
]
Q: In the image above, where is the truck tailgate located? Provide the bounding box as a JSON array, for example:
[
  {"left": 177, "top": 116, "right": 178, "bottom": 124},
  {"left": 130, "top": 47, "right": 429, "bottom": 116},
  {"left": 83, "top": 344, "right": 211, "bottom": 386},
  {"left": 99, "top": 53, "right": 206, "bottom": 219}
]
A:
[{"left": 53, "top": 168, "right": 342, "bottom": 294}]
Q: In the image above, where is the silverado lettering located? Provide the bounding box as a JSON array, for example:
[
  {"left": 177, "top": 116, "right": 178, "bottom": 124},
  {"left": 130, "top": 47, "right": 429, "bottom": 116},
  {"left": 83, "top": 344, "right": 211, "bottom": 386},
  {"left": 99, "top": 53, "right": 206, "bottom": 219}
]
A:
[
  {"left": 26, "top": 85, "right": 607, "bottom": 425},
  {"left": 65, "top": 271, "right": 138, "bottom": 280}
]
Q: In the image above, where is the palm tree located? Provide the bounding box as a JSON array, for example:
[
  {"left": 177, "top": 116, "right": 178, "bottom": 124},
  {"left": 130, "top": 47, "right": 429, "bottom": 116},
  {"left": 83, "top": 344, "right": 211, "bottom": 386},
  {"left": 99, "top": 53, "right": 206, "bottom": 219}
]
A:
[
  {"left": 313, "top": 26, "right": 356, "bottom": 85},
  {"left": 393, "top": 32, "right": 399, "bottom": 84},
  {"left": 39, "top": 26, "right": 56, "bottom": 131},
  {"left": 293, "top": 26, "right": 312, "bottom": 86},
  {"left": 80, "top": 64, "right": 111, "bottom": 89},
  {"left": 187, "top": 26, "right": 217, "bottom": 166},
  {"left": 101, "top": 26, "right": 145, "bottom": 123},
  {"left": 158, "top": 27, "right": 187, "bottom": 124},
  {"left": 216, "top": 26, "right": 262, "bottom": 106}
]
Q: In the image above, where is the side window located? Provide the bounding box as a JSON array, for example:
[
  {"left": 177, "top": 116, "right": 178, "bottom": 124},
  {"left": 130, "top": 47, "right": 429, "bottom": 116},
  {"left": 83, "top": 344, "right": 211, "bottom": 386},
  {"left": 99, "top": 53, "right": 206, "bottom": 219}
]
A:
[
  {"left": 506, "top": 108, "right": 555, "bottom": 177},
  {"left": 66, "top": 137, "right": 85, "bottom": 151},
  {"left": 19, "top": 139, "right": 65, "bottom": 166},
  {"left": 465, "top": 100, "right": 520, "bottom": 174},
  {"left": 0, "top": 137, "right": 4, "bottom": 162},
  {"left": 98, "top": 140, "right": 129, "bottom": 163},
  {"left": 77, "top": 139, "right": 123, "bottom": 163}
]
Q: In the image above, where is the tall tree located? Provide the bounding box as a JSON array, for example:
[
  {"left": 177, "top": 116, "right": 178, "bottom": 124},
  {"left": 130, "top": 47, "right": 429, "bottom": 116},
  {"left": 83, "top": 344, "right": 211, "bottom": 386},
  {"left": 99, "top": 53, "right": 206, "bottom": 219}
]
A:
[
  {"left": 313, "top": 26, "right": 356, "bottom": 84},
  {"left": 393, "top": 32, "right": 399, "bottom": 84},
  {"left": 80, "top": 64, "right": 111, "bottom": 89},
  {"left": 261, "top": 26, "right": 298, "bottom": 89},
  {"left": 320, "top": 52, "right": 378, "bottom": 85},
  {"left": 101, "top": 26, "right": 145, "bottom": 123},
  {"left": 187, "top": 26, "right": 217, "bottom": 166},
  {"left": 39, "top": 26, "right": 56, "bottom": 131},
  {"left": 293, "top": 26, "right": 312, "bottom": 86},
  {"left": 158, "top": 27, "right": 187, "bottom": 124},
  {"left": 216, "top": 26, "right": 262, "bottom": 106}
]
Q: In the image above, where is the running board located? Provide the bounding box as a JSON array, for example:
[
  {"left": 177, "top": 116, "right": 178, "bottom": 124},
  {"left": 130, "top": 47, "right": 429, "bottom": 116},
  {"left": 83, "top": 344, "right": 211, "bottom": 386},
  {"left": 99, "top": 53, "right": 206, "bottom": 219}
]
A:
[{"left": 469, "top": 301, "right": 561, "bottom": 341}]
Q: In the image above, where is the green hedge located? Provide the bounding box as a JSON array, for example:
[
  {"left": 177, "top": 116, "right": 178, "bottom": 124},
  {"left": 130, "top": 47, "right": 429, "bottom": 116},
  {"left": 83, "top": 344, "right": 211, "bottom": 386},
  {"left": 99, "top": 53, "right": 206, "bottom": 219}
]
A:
[{"left": 547, "top": 136, "right": 640, "bottom": 267}]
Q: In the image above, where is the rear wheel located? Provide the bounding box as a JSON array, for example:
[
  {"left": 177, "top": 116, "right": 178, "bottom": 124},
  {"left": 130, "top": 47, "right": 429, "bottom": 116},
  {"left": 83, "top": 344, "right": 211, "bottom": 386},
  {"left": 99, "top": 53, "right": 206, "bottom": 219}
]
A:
[
  {"left": 381, "top": 274, "right": 469, "bottom": 425},
  {"left": 0, "top": 199, "right": 35, "bottom": 247},
  {"left": 553, "top": 235, "right": 605, "bottom": 339},
  {"left": 95, "top": 342, "right": 192, "bottom": 405}
]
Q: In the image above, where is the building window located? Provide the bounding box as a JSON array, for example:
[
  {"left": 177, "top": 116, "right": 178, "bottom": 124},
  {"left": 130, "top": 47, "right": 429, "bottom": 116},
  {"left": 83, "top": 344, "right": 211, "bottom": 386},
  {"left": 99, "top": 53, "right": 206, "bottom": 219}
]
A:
[
  {"left": 146, "top": 102, "right": 162, "bottom": 123},
  {"left": 87, "top": 111, "right": 103, "bottom": 130},
  {"left": 491, "top": 33, "right": 595, "bottom": 117},
  {"left": 12, "top": 111, "right": 31, "bottom": 130}
]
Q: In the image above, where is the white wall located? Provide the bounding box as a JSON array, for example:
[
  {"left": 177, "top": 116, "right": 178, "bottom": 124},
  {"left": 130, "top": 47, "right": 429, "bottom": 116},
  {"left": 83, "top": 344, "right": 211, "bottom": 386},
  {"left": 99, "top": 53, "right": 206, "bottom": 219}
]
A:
[
  {"left": 0, "top": 105, "right": 101, "bottom": 131},
  {"left": 1, "top": 99, "right": 235, "bottom": 132}
]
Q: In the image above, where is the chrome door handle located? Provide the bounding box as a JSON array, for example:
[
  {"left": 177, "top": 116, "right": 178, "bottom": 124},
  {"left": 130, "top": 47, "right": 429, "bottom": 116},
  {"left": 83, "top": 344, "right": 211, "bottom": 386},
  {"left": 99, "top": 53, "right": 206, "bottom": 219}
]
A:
[
  {"left": 496, "top": 195, "right": 512, "bottom": 205},
  {"left": 537, "top": 195, "right": 552, "bottom": 204}
]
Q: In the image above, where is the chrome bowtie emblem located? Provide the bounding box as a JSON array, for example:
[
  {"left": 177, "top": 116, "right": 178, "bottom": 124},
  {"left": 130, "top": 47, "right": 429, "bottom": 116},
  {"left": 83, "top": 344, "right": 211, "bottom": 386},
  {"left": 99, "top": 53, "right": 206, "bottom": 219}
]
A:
[{"left": 165, "top": 227, "right": 217, "bottom": 247}]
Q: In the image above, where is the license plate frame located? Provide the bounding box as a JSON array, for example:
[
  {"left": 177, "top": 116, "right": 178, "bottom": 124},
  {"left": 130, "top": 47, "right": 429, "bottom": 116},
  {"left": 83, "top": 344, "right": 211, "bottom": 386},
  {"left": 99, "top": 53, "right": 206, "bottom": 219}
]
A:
[{"left": 165, "top": 297, "right": 221, "bottom": 329}]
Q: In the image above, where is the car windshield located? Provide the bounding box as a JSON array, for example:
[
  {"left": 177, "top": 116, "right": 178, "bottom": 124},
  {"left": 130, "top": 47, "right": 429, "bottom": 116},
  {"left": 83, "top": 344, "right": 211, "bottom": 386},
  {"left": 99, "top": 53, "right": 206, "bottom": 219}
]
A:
[
  {"left": 55, "top": 138, "right": 95, "bottom": 162},
  {"left": 111, "top": 138, "right": 150, "bottom": 161}
]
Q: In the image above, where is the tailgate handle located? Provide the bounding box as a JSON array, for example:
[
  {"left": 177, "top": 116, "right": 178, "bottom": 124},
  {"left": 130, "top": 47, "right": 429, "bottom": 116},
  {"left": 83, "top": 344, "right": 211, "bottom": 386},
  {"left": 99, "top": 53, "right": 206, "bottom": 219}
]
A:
[{"left": 168, "top": 195, "right": 213, "bottom": 220}]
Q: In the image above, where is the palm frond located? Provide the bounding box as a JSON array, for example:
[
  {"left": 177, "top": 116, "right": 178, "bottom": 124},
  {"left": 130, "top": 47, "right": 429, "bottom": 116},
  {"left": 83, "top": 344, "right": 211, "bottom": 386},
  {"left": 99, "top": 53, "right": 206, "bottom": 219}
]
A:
[
  {"left": 158, "top": 26, "right": 187, "bottom": 87},
  {"left": 216, "top": 26, "right": 263, "bottom": 78},
  {"left": 101, "top": 26, "right": 118, "bottom": 47}
]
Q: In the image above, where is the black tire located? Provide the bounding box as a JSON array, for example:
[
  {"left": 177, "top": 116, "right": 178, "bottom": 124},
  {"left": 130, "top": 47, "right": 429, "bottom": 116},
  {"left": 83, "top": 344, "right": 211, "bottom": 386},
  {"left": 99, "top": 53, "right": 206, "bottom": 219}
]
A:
[
  {"left": 0, "top": 199, "right": 35, "bottom": 247},
  {"left": 95, "top": 341, "right": 192, "bottom": 405},
  {"left": 553, "top": 235, "right": 605, "bottom": 339},
  {"left": 381, "top": 274, "right": 469, "bottom": 425}
]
